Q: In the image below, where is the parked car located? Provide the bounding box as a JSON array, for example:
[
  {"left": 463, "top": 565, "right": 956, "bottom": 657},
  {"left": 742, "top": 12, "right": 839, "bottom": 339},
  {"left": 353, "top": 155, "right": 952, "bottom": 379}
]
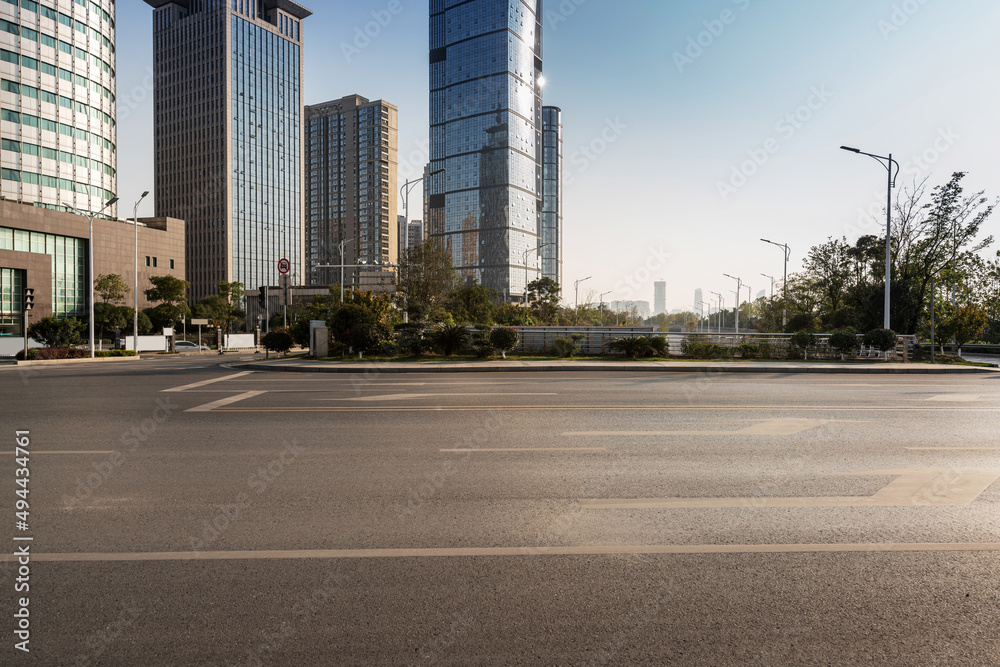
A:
[{"left": 175, "top": 341, "right": 211, "bottom": 351}]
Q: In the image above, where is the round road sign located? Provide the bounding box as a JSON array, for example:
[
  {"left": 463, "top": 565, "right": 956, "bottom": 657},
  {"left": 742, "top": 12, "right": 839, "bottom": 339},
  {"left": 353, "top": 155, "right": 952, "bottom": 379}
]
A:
[{"left": 277, "top": 258, "right": 291, "bottom": 275}]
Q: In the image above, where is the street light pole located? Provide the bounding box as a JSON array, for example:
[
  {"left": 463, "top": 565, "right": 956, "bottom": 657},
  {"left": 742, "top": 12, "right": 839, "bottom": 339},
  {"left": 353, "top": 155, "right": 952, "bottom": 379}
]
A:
[
  {"left": 339, "top": 238, "right": 354, "bottom": 304},
  {"left": 840, "top": 146, "right": 900, "bottom": 330},
  {"left": 70, "top": 196, "right": 118, "bottom": 358},
  {"left": 132, "top": 191, "right": 149, "bottom": 354},
  {"left": 599, "top": 290, "right": 611, "bottom": 326},
  {"left": 574, "top": 276, "right": 592, "bottom": 324},
  {"left": 708, "top": 291, "right": 723, "bottom": 334},
  {"left": 400, "top": 168, "right": 445, "bottom": 256},
  {"left": 723, "top": 273, "right": 742, "bottom": 335},
  {"left": 761, "top": 273, "right": 775, "bottom": 301},
  {"left": 761, "top": 239, "right": 790, "bottom": 329}
]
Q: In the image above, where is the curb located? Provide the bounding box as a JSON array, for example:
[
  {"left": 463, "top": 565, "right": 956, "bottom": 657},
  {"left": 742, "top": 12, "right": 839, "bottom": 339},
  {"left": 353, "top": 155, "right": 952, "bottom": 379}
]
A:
[
  {"left": 228, "top": 361, "right": 999, "bottom": 375},
  {"left": 16, "top": 356, "right": 142, "bottom": 367}
]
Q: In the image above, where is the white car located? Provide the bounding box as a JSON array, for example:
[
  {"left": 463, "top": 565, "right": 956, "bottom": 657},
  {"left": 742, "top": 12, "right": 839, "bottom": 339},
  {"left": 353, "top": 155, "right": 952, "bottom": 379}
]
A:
[{"left": 175, "top": 341, "right": 211, "bottom": 351}]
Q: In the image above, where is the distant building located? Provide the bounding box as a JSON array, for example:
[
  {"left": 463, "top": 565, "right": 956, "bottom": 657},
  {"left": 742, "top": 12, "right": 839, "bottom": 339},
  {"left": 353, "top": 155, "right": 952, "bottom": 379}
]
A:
[
  {"left": 541, "top": 107, "right": 563, "bottom": 292},
  {"left": 305, "top": 95, "right": 398, "bottom": 290},
  {"left": 398, "top": 215, "right": 423, "bottom": 252},
  {"left": 653, "top": 281, "right": 667, "bottom": 315},
  {"left": 694, "top": 288, "right": 704, "bottom": 312},
  {"left": 610, "top": 300, "right": 651, "bottom": 320}
]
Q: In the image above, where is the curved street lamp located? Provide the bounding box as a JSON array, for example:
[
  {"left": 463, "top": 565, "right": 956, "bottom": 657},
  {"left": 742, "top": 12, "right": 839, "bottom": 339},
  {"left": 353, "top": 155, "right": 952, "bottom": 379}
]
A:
[
  {"left": 133, "top": 191, "right": 149, "bottom": 353},
  {"left": 760, "top": 239, "right": 790, "bottom": 329},
  {"left": 840, "top": 145, "right": 900, "bottom": 329},
  {"left": 723, "top": 273, "right": 742, "bottom": 334}
]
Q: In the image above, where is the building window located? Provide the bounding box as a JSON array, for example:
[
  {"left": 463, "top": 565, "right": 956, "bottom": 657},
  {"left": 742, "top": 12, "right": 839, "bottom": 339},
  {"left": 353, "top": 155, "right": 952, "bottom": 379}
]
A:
[
  {"left": 145, "top": 256, "right": 151, "bottom": 266},
  {"left": 170, "top": 259, "right": 175, "bottom": 269}
]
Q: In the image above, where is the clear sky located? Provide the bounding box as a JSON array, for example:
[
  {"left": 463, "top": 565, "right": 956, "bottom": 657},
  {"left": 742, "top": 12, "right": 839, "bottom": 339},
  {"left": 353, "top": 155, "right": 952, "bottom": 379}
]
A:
[{"left": 116, "top": 0, "right": 1000, "bottom": 310}]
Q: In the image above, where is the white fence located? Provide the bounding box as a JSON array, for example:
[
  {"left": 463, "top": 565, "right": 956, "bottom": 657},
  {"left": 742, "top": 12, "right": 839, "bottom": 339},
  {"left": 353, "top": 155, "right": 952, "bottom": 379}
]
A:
[
  {"left": 224, "top": 333, "right": 257, "bottom": 351},
  {"left": 121, "top": 335, "right": 169, "bottom": 352}
]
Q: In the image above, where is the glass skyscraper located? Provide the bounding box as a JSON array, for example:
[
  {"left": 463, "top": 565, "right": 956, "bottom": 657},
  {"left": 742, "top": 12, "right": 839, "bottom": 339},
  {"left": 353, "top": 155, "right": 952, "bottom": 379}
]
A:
[
  {"left": 427, "top": 0, "right": 544, "bottom": 300},
  {"left": 145, "top": 0, "right": 309, "bottom": 303},
  {"left": 0, "top": 0, "right": 117, "bottom": 215},
  {"left": 541, "top": 105, "right": 562, "bottom": 291}
]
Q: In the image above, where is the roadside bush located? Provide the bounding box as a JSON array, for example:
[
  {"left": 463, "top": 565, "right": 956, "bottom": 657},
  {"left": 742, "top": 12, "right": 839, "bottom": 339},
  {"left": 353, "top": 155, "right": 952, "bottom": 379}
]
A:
[
  {"left": 261, "top": 330, "right": 294, "bottom": 356},
  {"left": 551, "top": 332, "right": 586, "bottom": 358},
  {"left": 790, "top": 331, "right": 816, "bottom": 359},
  {"left": 396, "top": 324, "right": 430, "bottom": 357},
  {"left": 863, "top": 328, "right": 898, "bottom": 353},
  {"left": 829, "top": 328, "right": 860, "bottom": 360},
  {"left": 738, "top": 342, "right": 760, "bottom": 359},
  {"left": 19, "top": 347, "right": 88, "bottom": 360},
  {"left": 489, "top": 326, "right": 520, "bottom": 359},
  {"left": 608, "top": 336, "right": 652, "bottom": 359},
  {"left": 95, "top": 350, "right": 137, "bottom": 358},
  {"left": 471, "top": 330, "right": 495, "bottom": 358},
  {"left": 27, "top": 317, "right": 86, "bottom": 348},
  {"left": 683, "top": 341, "right": 730, "bottom": 359},
  {"left": 433, "top": 323, "right": 470, "bottom": 356},
  {"left": 645, "top": 335, "right": 668, "bottom": 357}
]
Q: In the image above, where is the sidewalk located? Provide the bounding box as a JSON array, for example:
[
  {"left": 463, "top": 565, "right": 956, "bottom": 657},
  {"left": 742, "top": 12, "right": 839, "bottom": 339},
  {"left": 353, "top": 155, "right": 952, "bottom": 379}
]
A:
[{"left": 231, "top": 357, "right": 1000, "bottom": 375}]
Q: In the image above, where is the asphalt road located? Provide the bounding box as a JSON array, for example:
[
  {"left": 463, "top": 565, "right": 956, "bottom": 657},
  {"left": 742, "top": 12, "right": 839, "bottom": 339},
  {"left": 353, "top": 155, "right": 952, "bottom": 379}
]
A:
[{"left": 1, "top": 357, "right": 999, "bottom": 665}]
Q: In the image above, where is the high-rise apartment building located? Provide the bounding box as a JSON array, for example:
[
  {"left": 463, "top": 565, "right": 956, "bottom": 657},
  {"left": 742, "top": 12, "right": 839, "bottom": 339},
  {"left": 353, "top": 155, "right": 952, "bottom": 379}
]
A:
[
  {"left": 305, "top": 95, "right": 397, "bottom": 289},
  {"left": 1, "top": 0, "right": 117, "bottom": 215},
  {"left": 397, "top": 215, "right": 422, "bottom": 252},
  {"left": 541, "top": 106, "right": 562, "bottom": 291},
  {"left": 427, "top": 0, "right": 544, "bottom": 300},
  {"left": 144, "top": 0, "right": 310, "bottom": 303},
  {"left": 694, "top": 288, "right": 704, "bottom": 313},
  {"left": 654, "top": 280, "right": 666, "bottom": 316}
]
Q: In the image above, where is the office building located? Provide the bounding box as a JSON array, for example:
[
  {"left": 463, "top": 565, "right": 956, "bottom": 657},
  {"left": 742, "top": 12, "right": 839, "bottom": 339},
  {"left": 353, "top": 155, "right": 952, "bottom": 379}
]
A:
[
  {"left": 398, "top": 215, "right": 422, "bottom": 252},
  {"left": 541, "top": 106, "right": 562, "bottom": 291},
  {"left": 0, "top": 200, "right": 185, "bottom": 355},
  {"left": 427, "top": 0, "right": 544, "bottom": 300},
  {"left": 694, "top": 288, "right": 704, "bottom": 313},
  {"left": 653, "top": 280, "right": 666, "bottom": 316},
  {"left": 1, "top": 0, "right": 117, "bottom": 215},
  {"left": 144, "top": 0, "right": 311, "bottom": 303},
  {"left": 305, "top": 95, "right": 397, "bottom": 289}
]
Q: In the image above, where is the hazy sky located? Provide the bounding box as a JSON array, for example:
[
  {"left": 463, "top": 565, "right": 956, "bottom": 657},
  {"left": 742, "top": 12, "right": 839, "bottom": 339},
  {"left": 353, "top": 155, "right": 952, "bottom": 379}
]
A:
[{"left": 116, "top": 0, "right": 1000, "bottom": 310}]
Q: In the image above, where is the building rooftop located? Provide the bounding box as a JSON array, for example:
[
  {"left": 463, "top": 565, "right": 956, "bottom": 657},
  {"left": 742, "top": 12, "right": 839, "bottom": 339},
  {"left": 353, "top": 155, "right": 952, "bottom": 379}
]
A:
[{"left": 143, "top": 0, "right": 312, "bottom": 19}]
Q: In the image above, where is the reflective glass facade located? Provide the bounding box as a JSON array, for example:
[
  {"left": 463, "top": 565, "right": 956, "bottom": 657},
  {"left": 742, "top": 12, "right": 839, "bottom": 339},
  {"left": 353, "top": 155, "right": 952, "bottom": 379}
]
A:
[
  {"left": 541, "top": 105, "right": 561, "bottom": 291},
  {"left": 0, "top": 224, "right": 86, "bottom": 319},
  {"left": 147, "top": 0, "right": 309, "bottom": 304},
  {"left": 0, "top": 0, "right": 117, "bottom": 215},
  {"left": 428, "top": 0, "right": 543, "bottom": 299}
]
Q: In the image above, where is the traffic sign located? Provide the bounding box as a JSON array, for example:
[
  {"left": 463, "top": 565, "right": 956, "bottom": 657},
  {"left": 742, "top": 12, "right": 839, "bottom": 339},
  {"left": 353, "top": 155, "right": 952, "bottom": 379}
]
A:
[{"left": 277, "top": 258, "right": 290, "bottom": 275}]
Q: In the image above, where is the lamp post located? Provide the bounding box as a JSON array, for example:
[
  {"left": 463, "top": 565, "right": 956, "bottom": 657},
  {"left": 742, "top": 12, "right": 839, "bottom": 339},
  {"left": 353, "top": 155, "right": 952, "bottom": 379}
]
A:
[
  {"left": 840, "top": 146, "right": 900, "bottom": 330},
  {"left": 522, "top": 243, "right": 554, "bottom": 304},
  {"left": 723, "top": 273, "right": 742, "bottom": 334},
  {"left": 708, "top": 291, "right": 723, "bottom": 334},
  {"left": 132, "top": 191, "right": 149, "bottom": 353},
  {"left": 761, "top": 273, "right": 775, "bottom": 301},
  {"left": 760, "top": 239, "right": 790, "bottom": 329},
  {"left": 744, "top": 284, "right": 752, "bottom": 324},
  {"left": 598, "top": 290, "right": 611, "bottom": 325},
  {"left": 574, "top": 276, "right": 591, "bottom": 324},
  {"left": 339, "top": 238, "right": 354, "bottom": 303},
  {"left": 69, "top": 196, "right": 119, "bottom": 358},
  {"left": 400, "top": 168, "right": 445, "bottom": 255}
]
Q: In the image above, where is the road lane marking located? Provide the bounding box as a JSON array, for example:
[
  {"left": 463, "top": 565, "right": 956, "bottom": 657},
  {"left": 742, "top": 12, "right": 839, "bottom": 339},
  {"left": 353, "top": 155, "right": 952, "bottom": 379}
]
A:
[
  {"left": 0, "top": 451, "right": 114, "bottom": 455},
  {"left": 579, "top": 469, "right": 1000, "bottom": 510},
  {"left": 186, "top": 390, "right": 267, "bottom": 413},
  {"left": 9, "top": 542, "right": 1000, "bottom": 562},
  {"left": 212, "top": 406, "right": 1000, "bottom": 413},
  {"left": 440, "top": 447, "right": 607, "bottom": 452},
  {"left": 907, "top": 447, "right": 1000, "bottom": 451},
  {"left": 164, "top": 371, "right": 255, "bottom": 393},
  {"left": 565, "top": 419, "right": 834, "bottom": 437},
  {"left": 327, "top": 392, "right": 558, "bottom": 402},
  {"left": 926, "top": 395, "right": 982, "bottom": 402}
]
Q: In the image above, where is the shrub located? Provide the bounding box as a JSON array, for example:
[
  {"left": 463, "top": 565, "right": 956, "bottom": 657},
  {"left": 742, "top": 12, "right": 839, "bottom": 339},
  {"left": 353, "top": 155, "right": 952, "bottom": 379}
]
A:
[
  {"left": 470, "top": 330, "right": 495, "bottom": 358},
  {"left": 738, "top": 342, "right": 760, "bottom": 359},
  {"left": 863, "top": 328, "right": 898, "bottom": 354},
  {"left": 27, "top": 317, "right": 86, "bottom": 348},
  {"left": 489, "top": 326, "right": 520, "bottom": 359},
  {"left": 551, "top": 337, "right": 578, "bottom": 358},
  {"left": 261, "top": 330, "right": 294, "bottom": 356},
  {"left": 433, "top": 323, "right": 470, "bottom": 356},
  {"left": 608, "top": 336, "right": 652, "bottom": 359},
  {"left": 396, "top": 324, "right": 429, "bottom": 357},
  {"left": 95, "top": 350, "right": 137, "bottom": 358},
  {"left": 790, "top": 331, "right": 816, "bottom": 358},
  {"left": 682, "top": 341, "right": 730, "bottom": 359},
  {"left": 21, "top": 348, "right": 88, "bottom": 360},
  {"left": 829, "top": 329, "right": 860, "bottom": 359},
  {"left": 645, "top": 335, "right": 668, "bottom": 357}
]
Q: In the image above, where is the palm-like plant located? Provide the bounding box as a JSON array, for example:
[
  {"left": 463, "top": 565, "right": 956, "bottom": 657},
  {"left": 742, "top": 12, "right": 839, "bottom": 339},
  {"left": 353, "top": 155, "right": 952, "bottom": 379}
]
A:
[
  {"left": 608, "top": 336, "right": 652, "bottom": 359},
  {"left": 433, "top": 324, "right": 470, "bottom": 356}
]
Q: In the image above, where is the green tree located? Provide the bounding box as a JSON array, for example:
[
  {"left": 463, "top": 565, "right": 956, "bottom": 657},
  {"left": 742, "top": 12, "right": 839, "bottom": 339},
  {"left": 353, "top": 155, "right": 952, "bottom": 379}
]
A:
[
  {"left": 526, "top": 277, "right": 562, "bottom": 324},
  {"left": 446, "top": 282, "right": 498, "bottom": 326},
  {"left": 495, "top": 303, "right": 535, "bottom": 326},
  {"left": 432, "top": 323, "right": 470, "bottom": 356},
  {"left": 94, "top": 273, "right": 129, "bottom": 304},
  {"left": 329, "top": 303, "right": 389, "bottom": 357},
  {"left": 94, "top": 302, "right": 129, "bottom": 343},
  {"left": 261, "top": 329, "right": 294, "bottom": 356},
  {"left": 396, "top": 242, "right": 460, "bottom": 323},
  {"left": 27, "top": 317, "right": 86, "bottom": 348},
  {"left": 145, "top": 276, "right": 191, "bottom": 331},
  {"left": 488, "top": 326, "right": 520, "bottom": 359}
]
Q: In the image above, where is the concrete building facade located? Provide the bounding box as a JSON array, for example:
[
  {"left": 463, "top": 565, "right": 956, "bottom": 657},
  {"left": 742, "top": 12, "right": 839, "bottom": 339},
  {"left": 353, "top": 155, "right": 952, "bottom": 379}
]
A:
[
  {"left": 304, "top": 95, "right": 398, "bottom": 289},
  {"left": 540, "top": 106, "right": 562, "bottom": 292},
  {"left": 654, "top": 280, "right": 666, "bottom": 315},
  {"left": 144, "top": 0, "right": 311, "bottom": 303},
  {"left": 0, "top": 0, "right": 118, "bottom": 217}
]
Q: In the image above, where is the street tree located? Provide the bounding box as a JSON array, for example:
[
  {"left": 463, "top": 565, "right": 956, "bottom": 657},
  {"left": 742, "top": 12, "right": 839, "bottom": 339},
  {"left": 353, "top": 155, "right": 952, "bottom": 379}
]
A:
[{"left": 94, "top": 274, "right": 129, "bottom": 304}]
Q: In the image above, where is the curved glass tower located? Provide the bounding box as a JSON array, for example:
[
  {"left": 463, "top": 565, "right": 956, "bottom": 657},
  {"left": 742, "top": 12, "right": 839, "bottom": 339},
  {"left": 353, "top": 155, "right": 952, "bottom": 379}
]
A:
[
  {"left": 427, "top": 0, "right": 543, "bottom": 300},
  {"left": 0, "top": 0, "right": 117, "bottom": 216},
  {"left": 541, "top": 105, "right": 561, "bottom": 291}
]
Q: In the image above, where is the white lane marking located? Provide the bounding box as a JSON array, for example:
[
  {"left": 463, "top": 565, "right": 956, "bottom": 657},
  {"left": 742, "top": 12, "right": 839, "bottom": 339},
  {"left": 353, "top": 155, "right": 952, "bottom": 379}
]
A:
[
  {"left": 9, "top": 542, "right": 1000, "bottom": 562},
  {"left": 926, "top": 395, "right": 982, "bottom": 402},
  {"left": 328, "top": 393, "right": 558, "bottom": 402},
  {"left": 186, "top": 390, "right": 266, "bottom": 413},
  {"left": 440, "top": 447, "right": 607, "bottom": 453},
  {"left": 0, "top": 451, "right": 114, "bottom": 455},
  {"left": 907, "top": 447, "right": 1000, "bottom": 451},
  {"left": 565, "top": 418, "right": 834, "bottom": 437},
  {"left": 579, "top": 469, "right": 1000, "bottom": 510},
  {"left": 164, "top": 371, "right": 255, "bottom": 393}
]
